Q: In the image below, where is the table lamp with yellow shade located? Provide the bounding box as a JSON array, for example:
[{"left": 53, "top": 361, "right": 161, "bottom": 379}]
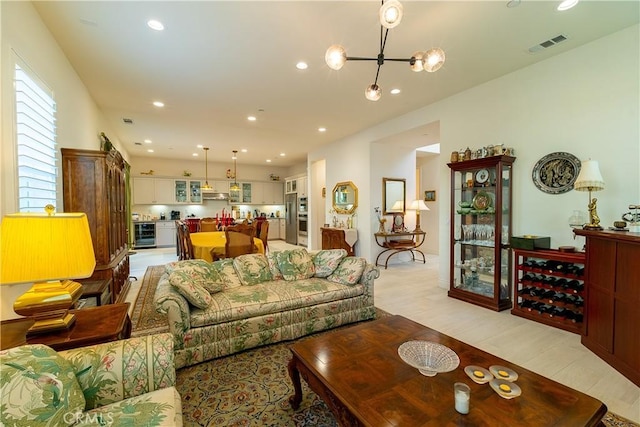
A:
[
  {"left": 409, "top": 199, "right": 430, "bottom": 233},
  {"left": 0, "top": 205, "right": 95, "bottom": 335}
]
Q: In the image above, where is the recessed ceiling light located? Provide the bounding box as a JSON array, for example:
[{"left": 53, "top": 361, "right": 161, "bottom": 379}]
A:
[
  {"left": 153, "top": 101, "right": 164, "bottom": 108},
  {"left": 144, "top": 139, "right": 152, "bottom": 144},
  {"left": 147, "top": 149, "right": 154, "bottom": 153},
  {"left": 280, "top": 153, "right": 286, "bottom": 157},
  {"left": 557, "top": 0, "right": 578, "bottom": 10},
  {"left": 192, "top": 153, "right": 199, "bottom": 157},
  {"left": 266, "top": 159, "right": 272, "bottom": 163},
  {"left": 296, "top": 61, "right": 308, "bottom": 70},
  {"left": 248, "top": 116, "right": 257, "bottom": 121},
  {"left": 196, "top": 144, "right": 203, "bottom": 148},
  {"left": 318, "top": 127, "right": 327, "bottom": 132},
  {"left": 147, "top": 19, "right": 164, "bottom": 31},
  {"left": 390, "top": 88, "right": 401, "bottom": 95},
  {"left": 241, "top": 149, "right": 248, "bottom": 153}
]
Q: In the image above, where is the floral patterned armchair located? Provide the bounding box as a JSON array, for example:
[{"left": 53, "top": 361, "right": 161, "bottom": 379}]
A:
[{"left": 0, "top": 333, "right": 182, "bottom": 426}]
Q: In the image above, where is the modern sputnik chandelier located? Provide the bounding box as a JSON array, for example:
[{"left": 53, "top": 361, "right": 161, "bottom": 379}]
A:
[{"left": 325, "top": 0, "right": 445, "bottom": 101}]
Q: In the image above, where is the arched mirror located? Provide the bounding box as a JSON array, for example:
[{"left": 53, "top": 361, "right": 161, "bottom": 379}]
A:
[
  {"left": 332, "top": 181, "right": 358, "bottom": 215},
  {"left": 383, "top": 177, "right": 406, "bottom": 214}
]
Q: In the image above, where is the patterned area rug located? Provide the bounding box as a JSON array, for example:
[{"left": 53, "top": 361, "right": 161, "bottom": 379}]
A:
[
  {"left": 130, "top": 265, "right": 169, "bottom": 337},
  {"left": 175, "top": 322, "right": 638, "bottom": 427}
]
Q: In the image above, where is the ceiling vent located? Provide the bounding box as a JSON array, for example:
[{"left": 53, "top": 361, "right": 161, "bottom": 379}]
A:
[
  {"left": 122, "top": 117, "right": 134, "bottom": 124},
  {"left": 528, "top": 34, "right": 568, "bottom": 53}
]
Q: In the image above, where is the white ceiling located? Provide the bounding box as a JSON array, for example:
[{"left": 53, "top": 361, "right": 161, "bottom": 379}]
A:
[{"left": 32, "top": 1, "right": 639, "bottom": 167}]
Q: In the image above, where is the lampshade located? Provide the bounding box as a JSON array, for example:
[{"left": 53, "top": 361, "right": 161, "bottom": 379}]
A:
[
  {"left": 1, "top": 208, "right": 96, "bottom": 335},
  {"left": 1, "top": 212, "right": 95, "bottom": 285},
  {"left": 379, "top": 0, "right": 403, "bottom": 29},
  {"left": 574, "top": 160, "right": 604, "bottom": 191},
  {"left": 410, "top": 199, "right": 430, "bottom": 211}
]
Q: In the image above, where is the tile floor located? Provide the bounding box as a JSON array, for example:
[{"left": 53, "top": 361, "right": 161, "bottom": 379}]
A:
[{"left": 127, "top": 242, "right": 639, "bottom": 422}]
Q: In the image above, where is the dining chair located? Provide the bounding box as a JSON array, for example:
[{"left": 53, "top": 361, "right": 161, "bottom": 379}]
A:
[
  {"left": 226, "top": 223, "right": 255, "bottom": 238},
  {"left": 176, "top": 220, "right": 186, "bottom": 260},
  {"left": 224, "top": 230, "right": 257, "bottom": 258},
  {"left": 199, "top": 217, "right": 217, "bottom": 232},
  {"left": 177, "top": 221, "right": 195, "bottom": 260},
  {"left": 258, "top": 220, "right": 269, "bottom": 253}
]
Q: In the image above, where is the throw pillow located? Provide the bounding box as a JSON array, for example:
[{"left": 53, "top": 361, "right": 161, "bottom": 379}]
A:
[
  {"left": 233, "top": 254, "right": 273, "bottom": 286},
  {"left": 169, "top": 259, "right": 224, "bottom": 294},
  {"left": 211, "top": 259, "right": 243, "bottom": 290},
  {"left": 0, "top": 344, "right": 86, "bottom": 426},
  {"left": 276, "top": 248, "right": 315, "bottom": 281},
  {"left": 267, "top": 251, "right": 284, "bottom": 280},
  {"left": 313, "top": 249, "right": 348, "bottom": 278},
  {"left": 327, "top": 257, "right": 366, "bottom": 286},
  {"left": 169, "top": 269, "right": 213, "bottom": 309}
]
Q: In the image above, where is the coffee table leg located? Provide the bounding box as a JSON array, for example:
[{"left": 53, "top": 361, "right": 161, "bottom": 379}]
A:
[{"left": 287, "top": 355, "right": 303, "bottom": 410}]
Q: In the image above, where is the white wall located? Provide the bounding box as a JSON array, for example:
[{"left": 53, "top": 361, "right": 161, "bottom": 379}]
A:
[
  {"left": 418, "top": 154, "right": 440, "bottom": 255},
  {"left": 0, "top": 1, "right": 128, "bottom": 319},
  {"left": 309, "top": 25, "right": 639, "bottom": 289}
]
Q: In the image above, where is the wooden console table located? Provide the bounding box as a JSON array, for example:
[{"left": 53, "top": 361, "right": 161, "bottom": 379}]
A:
[
  {"left": 574, "top": 229, "right": 640, "bottom": 386},
  {"left": 0, "top": 303, "right": 131, "bottom": 351},
  {"left": 321, "top": 227, "right": 357, "bottom": 256},
  {"left": 374, "top": 230, "right": 426, "bottom": 269}
]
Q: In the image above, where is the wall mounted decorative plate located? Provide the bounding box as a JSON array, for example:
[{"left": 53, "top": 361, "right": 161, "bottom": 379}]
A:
[{"left": 532, "top": 152, "right": 581, "bottom": 194}]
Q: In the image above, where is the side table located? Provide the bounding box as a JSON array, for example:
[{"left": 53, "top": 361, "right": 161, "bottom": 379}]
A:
[{"left": 0, "top": 303, "right": 131, "bottom": 351}]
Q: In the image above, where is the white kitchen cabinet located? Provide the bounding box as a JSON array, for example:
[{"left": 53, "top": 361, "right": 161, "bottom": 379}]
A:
[
  {"left": 267, "top": 219, "right": 279, "bottom": 240},
  {"left": 133, "top": 178, "right": 175, "bottom": 204},
  {"left": 279, "top": 218, "right": 286, "bottom": 239},
  {"left": 296, "top": 176, "right": 308, "bottom": 197},
  {"left": 156, "top": 220, "right": 176, "bottom": 247},
  {"left": 253, "top": 182, "right": 284, "bottom": 204},
  {"left": 229, "top": 182, "right": 252, "bottom": 204},
  {"left": 285, "top": 179, "right": 297, "bottom": 194}
]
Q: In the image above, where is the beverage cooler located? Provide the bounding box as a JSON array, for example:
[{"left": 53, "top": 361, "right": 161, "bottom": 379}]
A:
[{"left": 134, "top": 222, "right": 156, "bottom": 248}]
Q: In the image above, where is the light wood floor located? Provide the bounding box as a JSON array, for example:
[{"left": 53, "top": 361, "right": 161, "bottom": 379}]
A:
[{"left": 127, "top": 242, "right": 639, "bottom": 422}]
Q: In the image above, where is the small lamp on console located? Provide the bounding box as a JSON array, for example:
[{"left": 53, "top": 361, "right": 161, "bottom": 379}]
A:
[
  {"left": 573, "top": 160, "right": 605, "bottom": 230},
  {"left": 0, "top": 205, "right": 96, "bottom": 335},
  {"left": 409, "top": 199, "right": 430, "bottom": 233}
]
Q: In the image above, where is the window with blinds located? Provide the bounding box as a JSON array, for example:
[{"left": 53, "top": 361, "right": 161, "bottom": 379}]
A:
[{"left": 15, "top": 64, "right": 57, "bottom": 212}]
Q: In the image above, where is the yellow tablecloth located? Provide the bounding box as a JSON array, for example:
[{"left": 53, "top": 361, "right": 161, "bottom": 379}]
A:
[{"left": 190, "top": 231, "right": 264, "bottom": 262}]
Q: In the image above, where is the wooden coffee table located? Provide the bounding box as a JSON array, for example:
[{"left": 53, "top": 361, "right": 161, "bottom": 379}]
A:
[{"left": 288, "top": 315, "right": 606, "bottom": 426}]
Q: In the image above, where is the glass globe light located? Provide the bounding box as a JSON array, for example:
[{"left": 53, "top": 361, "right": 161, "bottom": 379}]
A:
[
  {"left": 410, "top": 51, "right": 425, "bottom": 72},
  {"left": 379, "top": 0, "right": 403, "bottom": 29},
  {"left": 365, "top": 84, "right": 382, "bottom": 101},
  {"left": 325, "top": 45, "right": 347, "bottom": 70},
  {"left": 423, "top": 48, "right": 445, "bottom": 72}
]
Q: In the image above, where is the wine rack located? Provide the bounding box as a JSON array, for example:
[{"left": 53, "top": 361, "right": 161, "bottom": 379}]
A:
[{"left": 511, "top": 249, "right": 586, "bottom": 334}]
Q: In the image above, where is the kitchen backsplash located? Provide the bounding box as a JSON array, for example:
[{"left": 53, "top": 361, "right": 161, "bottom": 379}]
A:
[{"left": 132, "top": 201, "right": 286, "bottom": 220}]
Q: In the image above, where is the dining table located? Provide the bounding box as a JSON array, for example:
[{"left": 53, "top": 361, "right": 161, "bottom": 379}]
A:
[{"left": 190, "top": 231, "right": 265, "bottom": 262}]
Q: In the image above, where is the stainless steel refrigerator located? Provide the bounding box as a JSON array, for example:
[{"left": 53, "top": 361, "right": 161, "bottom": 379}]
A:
[{"left": 285, "top": 193, "right": 297, "bottom": 245}]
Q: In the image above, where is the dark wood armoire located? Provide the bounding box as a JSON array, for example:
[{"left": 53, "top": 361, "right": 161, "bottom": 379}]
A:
[{"left": 61, "top": 148, "right": 130, "bottom": 303}]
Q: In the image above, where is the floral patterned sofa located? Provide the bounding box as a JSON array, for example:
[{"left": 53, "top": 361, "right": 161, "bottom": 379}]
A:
[
  {"left": 0, "top": 333, "right": 182, "bottom": 426},
  {"left": 154, "top": 248, "right": 379, "bottom": 368}
]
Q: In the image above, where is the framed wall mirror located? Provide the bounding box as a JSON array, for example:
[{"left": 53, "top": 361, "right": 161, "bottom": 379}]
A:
[
  {"left": 383, "top": 178, "right": 406, "bottom": 215},
  {"left": 332, "top": 181, "right": 358, "bottom": 215}
]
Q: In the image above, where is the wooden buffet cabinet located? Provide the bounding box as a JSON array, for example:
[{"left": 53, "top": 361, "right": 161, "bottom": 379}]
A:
[
  {"left": 61, "top": 148, "right": 130, "bottom": 304},
  {"left": 574, "top": 229, "right": 640, "bottom": 386}
]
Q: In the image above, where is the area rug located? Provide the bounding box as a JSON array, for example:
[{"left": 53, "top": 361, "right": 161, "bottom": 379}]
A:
[
  {"left": 176, "top": 325, "right": 638, "bottom": 427},
  {"left": 130, "top": 265, "right": 169, "bottom": 337}
]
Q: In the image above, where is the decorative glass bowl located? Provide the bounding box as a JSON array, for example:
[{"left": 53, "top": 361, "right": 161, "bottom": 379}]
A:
[{"left": 398, "top": 341, "right": 460, "bottom": 377}]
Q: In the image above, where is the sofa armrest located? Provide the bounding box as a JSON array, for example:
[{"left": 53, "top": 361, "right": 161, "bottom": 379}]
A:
[
  {"left": 154, "top": 273, "right": 191, "bottom": 350},
  {"left": 58, "top": 333, "right": 175, "bottom": 410}
]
